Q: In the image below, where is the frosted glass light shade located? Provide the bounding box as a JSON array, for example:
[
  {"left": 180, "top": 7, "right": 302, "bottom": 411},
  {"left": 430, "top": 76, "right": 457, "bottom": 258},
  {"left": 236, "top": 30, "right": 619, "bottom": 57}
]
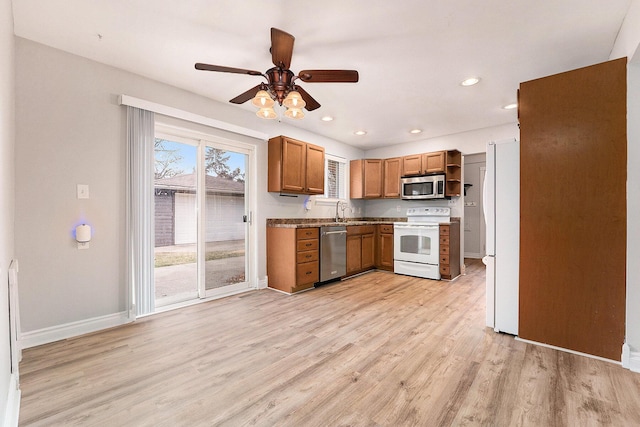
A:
[
  {"left": 283, "top": 91, "right": 306, "bottom": 109},
  {"left": 285, "top": 107, "right": 305, "bottom": 119},
  {"left": 251, "top": 90, "right": 275, "bottom": 108},
  {"left": 256, "top": 107, "right": 277, "bottom": 119}
]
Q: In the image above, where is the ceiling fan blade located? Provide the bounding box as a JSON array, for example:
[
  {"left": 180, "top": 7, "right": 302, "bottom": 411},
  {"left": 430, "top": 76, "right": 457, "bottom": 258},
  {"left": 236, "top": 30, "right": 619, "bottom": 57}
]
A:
[
  {"left": 195, "top": 63, "right": 263, "bottom": 76},
  {"left": 229, "top": 84, "right": 263, "bottom": 104},
  {"left": 294, "top": 86, "right": 321, "bottom": 111},
  {"left": 271, "top": 28, "right": 295, "bottom": 69},
  {"left": 298, "top": 70, "right": 359, "bottom": 83}
]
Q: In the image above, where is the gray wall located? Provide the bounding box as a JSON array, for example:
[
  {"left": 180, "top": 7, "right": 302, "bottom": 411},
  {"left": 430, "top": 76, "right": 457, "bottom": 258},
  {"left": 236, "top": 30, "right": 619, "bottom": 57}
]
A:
[{"left": 0, "top": 0, "right": 15, "bottom": 421}]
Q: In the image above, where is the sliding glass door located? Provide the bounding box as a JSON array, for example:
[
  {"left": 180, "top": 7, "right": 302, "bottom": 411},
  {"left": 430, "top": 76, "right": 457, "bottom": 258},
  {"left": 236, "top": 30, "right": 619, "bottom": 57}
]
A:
[
  {"left": 201, "top": 143, "right": 249, "bottom": 296},
  {"left": 153, "top": 129, "right": 253, "bottom": 309},
  {"left": 154, "top": 136, "right": 199, "bottom": 306}
]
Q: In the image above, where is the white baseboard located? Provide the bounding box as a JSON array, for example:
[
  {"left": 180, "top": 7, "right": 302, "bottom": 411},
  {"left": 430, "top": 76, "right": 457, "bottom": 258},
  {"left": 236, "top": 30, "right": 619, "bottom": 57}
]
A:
[
  {"left": 622, "top": 343, "right": 640, "bottom": 372},
  {"left": 20, "top": 311, "right": 132, "bottom": 349},
  {"left": 3, "top": 373, "right": 20, "bottom": 427}
]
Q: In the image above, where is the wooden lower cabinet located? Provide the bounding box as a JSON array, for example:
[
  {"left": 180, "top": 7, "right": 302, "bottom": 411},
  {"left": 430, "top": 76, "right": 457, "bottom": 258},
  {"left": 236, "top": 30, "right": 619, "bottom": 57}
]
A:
[
  {"left": 345, "top": 225, "right": 375, "bottom": 276},
  {"left": 267, "top": 227, "right": 319, "bottom": 293},
  {"left": 376, "top": 224, "right": 394, "bottom": 271},
  {"left": 439, "top": 222, "right": 460, "bottom": 280}
]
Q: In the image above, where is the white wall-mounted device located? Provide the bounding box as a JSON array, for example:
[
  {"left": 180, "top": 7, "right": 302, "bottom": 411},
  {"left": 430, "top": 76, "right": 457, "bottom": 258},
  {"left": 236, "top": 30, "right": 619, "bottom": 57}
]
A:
[{"left": 75, "top": 224, "right": 91, "bottom": 249}]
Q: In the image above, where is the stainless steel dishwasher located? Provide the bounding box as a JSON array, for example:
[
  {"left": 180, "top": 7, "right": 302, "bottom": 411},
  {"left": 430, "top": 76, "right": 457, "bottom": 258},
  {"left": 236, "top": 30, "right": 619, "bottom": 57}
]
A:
[{"left": 319, "top": 225, "right": 347, "bottom": 284}]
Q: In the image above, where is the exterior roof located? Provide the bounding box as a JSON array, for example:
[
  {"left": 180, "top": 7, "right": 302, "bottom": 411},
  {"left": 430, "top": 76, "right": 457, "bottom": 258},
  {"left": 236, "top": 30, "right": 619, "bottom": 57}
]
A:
[{"left": 155, "top": 173, "right": 244, "bottom": 195}]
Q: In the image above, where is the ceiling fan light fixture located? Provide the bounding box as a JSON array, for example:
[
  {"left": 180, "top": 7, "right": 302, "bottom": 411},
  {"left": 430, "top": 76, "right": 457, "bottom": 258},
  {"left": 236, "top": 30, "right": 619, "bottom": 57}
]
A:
[
  {"left": 256, "top": 107, "right": 277, "bottom": 119},
  {"left": 283, "top": 91, "right": 306, "bottom": 109},
  {"left": 285, "top": 107, "right": 305, "bottom": 120},
  {"left": 251, "top": 90, "right": 275, "bottom": 108}
]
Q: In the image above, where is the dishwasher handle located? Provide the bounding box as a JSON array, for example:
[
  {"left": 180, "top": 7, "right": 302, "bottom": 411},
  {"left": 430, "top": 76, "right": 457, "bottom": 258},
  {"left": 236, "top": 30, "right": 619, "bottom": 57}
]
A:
[{"left": 322, "top": 230, "right": 347, "bottom": 236}]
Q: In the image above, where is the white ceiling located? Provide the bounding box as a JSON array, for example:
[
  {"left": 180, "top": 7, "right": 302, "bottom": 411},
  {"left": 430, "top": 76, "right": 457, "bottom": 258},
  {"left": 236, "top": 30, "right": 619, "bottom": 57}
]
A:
[{"left": 12, "top": 0, "right": 632, "bottom": 148}]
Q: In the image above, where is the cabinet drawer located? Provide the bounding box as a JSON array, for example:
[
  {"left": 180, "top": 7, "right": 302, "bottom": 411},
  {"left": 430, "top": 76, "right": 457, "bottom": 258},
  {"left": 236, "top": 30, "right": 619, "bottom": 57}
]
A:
[
  {"left": 440, "top": 246, "right": 450, "bottom": 255},
  {"left": 440, "top": 265, "right": 450, "bottom": 275},
  {"left": 297, "top": 239, "right": 318, "bottom": 252},
  {"left": 297, "top": 228, "right": 319, "bottom": 240},
  {"left": 439, "top": 236, "right": 449, "bottom": 245},
  {"left": 297, "top": 250, "right": 318, "bottom": 264},
  {"left": 439, "top": 254, "right": 450, "bottom": 265},
  {"left": 347, "top": 225, "right": 376, "bottom": 235},
  {"left": 439, "top": 226, "right": 450, "bottom": 236},
  {"left": 379, "top": 224, "right": 394, "bottom": 234},
  {"left": 297, "top": 261, "right": 319, "bottom": 285}
]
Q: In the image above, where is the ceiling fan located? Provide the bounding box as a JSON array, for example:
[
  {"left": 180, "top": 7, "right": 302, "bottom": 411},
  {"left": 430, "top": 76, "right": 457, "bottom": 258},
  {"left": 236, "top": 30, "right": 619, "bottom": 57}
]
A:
[{"left": 195, "top": 27, "right": 359, "bottom": 118}]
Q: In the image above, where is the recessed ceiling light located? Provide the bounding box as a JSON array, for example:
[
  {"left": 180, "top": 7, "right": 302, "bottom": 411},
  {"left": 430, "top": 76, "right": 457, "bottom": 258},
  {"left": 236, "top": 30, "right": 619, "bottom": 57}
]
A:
[
  {"left": 354, "top": 130, "right": 367, "bottom": 136},
  {"left": 461, "top": 77, "right": 480, "bottom": 86},
  {"left": 321, "top": 115, "right": 334, "bottom": 122},
  {"left": 410, "top": 129, "right": 422, "bottom": 134},
  {"left": 503, "top": 103, "right": 518, "bottom": 110}
]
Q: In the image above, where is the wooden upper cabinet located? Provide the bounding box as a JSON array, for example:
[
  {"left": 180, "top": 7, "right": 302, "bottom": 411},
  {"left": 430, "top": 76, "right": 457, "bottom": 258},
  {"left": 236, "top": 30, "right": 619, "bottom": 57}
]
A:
[
  {"left": 305, "top": 143, "right": 325, "bottom": 194},
  {"left": 402, "top": 151, "right": 445, "bottom": 175},
  {"left": 383, "top": 157, "right": 401, "bottom": 198},
  {"left": 402, "top": 154, "right": 423, "bottom": 176},
  {"left": 350, "top": 159, "right": 383, "bottom": 199},
  {"left": 268, "top": 136, "right": 325, "bottom": 195},
  {"left": 423, "top": 151, "right": 445, "bottom": 173},
  {"left": 281, "top": 137, "right": 305, "bottom": 192}
]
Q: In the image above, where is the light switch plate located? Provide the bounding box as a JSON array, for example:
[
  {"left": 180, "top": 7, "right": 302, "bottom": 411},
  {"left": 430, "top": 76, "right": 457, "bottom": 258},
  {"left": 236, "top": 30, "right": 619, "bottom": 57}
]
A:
[{"left": 77, "top": 184, "right": 89, "bottom": 199}]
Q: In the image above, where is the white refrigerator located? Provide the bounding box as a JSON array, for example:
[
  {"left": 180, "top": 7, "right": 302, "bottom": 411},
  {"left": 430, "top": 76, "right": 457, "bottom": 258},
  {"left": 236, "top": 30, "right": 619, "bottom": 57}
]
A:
[{"left": 483, "top": 139, "right": 519, "bottom": 335}]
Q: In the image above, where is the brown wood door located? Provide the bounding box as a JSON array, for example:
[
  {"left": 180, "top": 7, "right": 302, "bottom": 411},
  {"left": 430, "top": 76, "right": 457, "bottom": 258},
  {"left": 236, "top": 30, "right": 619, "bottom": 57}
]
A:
[
  {"left": 346, "top": 235, "right": 362, "bottom": 274},
  {"left": 281, "top": 138, "right": 305, "bottom": 193},
  {"left": 379, "top": 232, "right": 394, "bottom": 269},
  {"left": 519, "top": 58, "right": 626, "bottom": 361},
  {"left": 423, "top": 151, "right": 445, "bottom": 173},
  {"left": 363, "top": 159, "right": 383, "bottom": 198},
  {"left": 305, "top": 143, "right": 325, "bottom": 194},
  {"left": 361, "top": 234, "right": 375, "bottom": 269},
  {"left": 402, "top": 154, "right": 422, "bottom": 176},
  {"left": 383, "top": 157, "right": 401, "bottom": 198}
]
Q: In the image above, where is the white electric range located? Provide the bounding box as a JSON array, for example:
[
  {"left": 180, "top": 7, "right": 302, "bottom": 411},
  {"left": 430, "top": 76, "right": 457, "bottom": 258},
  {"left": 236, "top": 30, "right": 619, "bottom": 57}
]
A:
[{"left": 394, "top": 207, "right": 451, "bottom": 280}]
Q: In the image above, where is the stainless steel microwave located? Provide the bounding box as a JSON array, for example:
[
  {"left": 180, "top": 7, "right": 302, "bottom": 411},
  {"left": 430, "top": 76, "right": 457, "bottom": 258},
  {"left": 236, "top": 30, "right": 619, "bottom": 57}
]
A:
[{"left": 400, "top": 174, "right": 446, "bottom": 200}]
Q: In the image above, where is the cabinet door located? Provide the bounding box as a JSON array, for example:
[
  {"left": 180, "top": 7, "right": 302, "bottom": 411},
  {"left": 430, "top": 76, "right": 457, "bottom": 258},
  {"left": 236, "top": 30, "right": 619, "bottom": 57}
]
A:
[
  {"left": 383, "top": 157, "right": 401, "bottom": 198},
  {"left": 379, "top": 232, "right": 394, "bottom": 269},
  {"left": 402, "top": 154, "right": 423, "bottom": 176},
  {"left": 423, "top": 151, "right": 445, "bottom": 173},
  {"left": 306, "top": 143, "right": 325, "bottom": 194},
  {"left": 281, "top": 138, "right": 306, "bottom": 193},
  {"left": 346, "top": 235, "right": 362, "bottom": 274},
  {"left": 363, "top": 159, "right": 383, "bottom": 198},
  {"left": 361, "top": 234, "right": 375, "bottom": 269}
]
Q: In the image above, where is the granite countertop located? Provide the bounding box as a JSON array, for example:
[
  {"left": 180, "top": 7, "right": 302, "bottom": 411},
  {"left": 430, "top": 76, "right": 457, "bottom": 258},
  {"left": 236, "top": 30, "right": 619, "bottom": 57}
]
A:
[
  {"left": 266, "top": 217, "right": 404, "bottom": 228},
  {"left": 266, "top": 216, "right": 461, "bottom": 228}
]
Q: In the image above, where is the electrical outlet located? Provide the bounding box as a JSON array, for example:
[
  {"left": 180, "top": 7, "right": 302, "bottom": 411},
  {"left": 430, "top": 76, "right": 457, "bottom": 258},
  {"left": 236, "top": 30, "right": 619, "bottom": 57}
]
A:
[
  {"left": 448, "top": 199, "right": 456, "bottom": 206},
  {"left": 396, "top": 205, "right": 401, "bottom": 212}
]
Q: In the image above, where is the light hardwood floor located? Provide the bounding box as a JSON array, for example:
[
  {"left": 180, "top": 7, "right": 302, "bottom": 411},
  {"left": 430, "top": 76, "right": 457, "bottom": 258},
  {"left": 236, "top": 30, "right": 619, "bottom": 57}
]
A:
[{"left": 19, "top": 260, "right": 640, "bottom": 426}]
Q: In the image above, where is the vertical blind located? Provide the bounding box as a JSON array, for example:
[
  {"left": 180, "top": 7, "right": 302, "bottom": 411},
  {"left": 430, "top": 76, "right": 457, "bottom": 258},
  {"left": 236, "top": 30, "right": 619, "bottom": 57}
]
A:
[{"left": 127, "top": 106, "right": 155, "bottom": 317}]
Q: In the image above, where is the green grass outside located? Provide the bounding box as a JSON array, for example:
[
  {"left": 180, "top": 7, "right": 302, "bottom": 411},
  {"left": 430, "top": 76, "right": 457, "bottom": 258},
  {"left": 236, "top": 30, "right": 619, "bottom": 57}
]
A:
[{"left": 155, "top": 250, "right": 245, "bottom": 268}]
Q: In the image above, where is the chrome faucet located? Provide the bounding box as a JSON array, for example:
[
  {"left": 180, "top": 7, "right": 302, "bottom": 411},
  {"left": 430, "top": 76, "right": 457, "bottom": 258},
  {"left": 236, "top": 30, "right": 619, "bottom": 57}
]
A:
[{"left": 335, "top": 201, "right": 347, "bottom": 222}]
